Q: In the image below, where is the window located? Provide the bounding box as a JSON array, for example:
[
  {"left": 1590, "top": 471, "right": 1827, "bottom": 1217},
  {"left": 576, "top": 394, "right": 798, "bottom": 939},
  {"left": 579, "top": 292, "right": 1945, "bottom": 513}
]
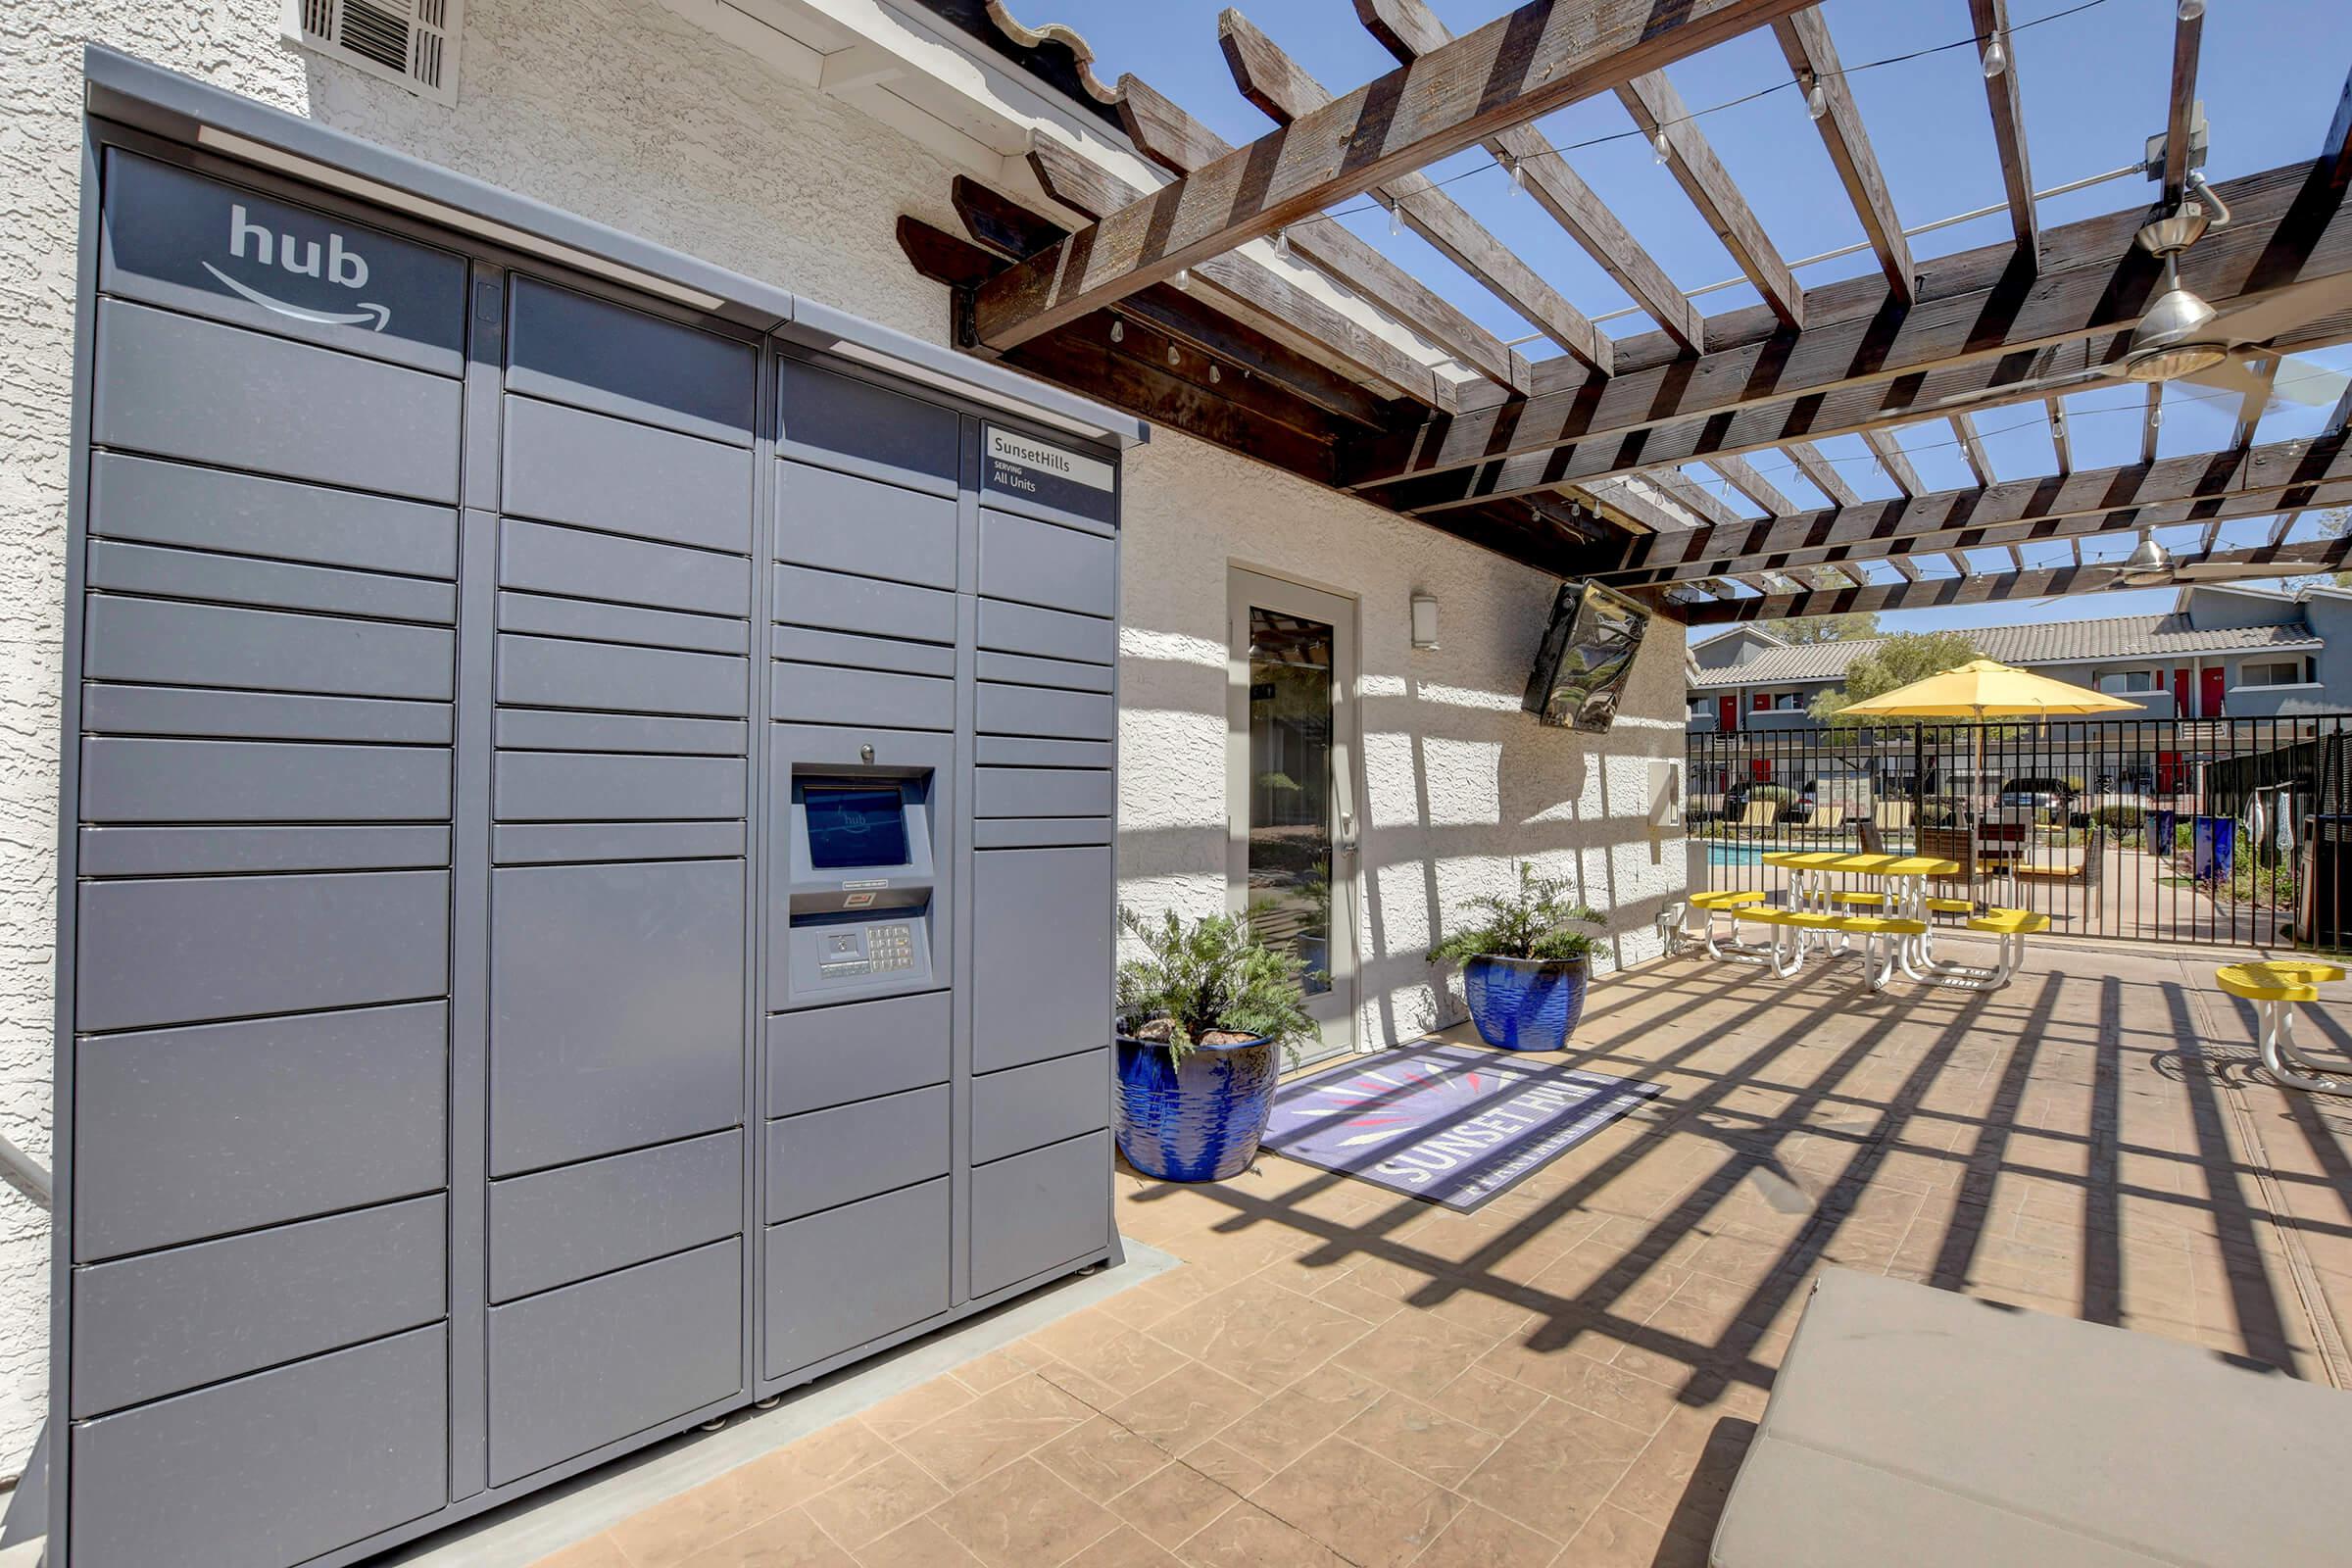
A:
[
  {"left": 2238, "top": 661, "right": 2308, "bottom": 688},
  {"left": 2096, "top": 671, "right": 2159, "bottom": 695}
]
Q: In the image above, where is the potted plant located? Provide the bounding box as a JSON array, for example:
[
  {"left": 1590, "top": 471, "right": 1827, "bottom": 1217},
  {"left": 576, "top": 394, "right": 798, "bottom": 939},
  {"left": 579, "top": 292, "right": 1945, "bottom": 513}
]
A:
[
  {"left": 1114, "top": 906, "right": 1318, "bottom": 1182},
  {"left": 1428, "top": 862, "right": 1604, "bottom": 1053}
]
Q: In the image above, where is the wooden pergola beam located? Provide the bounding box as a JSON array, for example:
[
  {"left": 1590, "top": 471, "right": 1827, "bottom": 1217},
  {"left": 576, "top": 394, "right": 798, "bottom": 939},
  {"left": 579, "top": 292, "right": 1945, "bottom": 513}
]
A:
[
  {"left": 2328, "top": 65, "right": 2352, "bottom": 189},
  {"left": 1969, "top": 0, "right": 2037, "bottom": 264},
  {"left": 1216, "top": 9, "right": 1610, "bottom": 372},
  {"left": 1578, "top": 433, "right": 2352, "bottom": 585},
  {"left": 1345, "top": 159, "right": 2352, "bottom": 499},
  {"left": 1645, "top": 466, "right": 1749, "bottom": 530},
  {"left": 1950, "top": 413, "right": 1994, "bottom": 486},
  {"left": 1352, "top": 0, "right": 1703, "bottom": 349},
  {"left": 1023, "top": 136, "right": 1452, "bottom": 409},
  {"left": 1773, "top": 7, "right": 1914, "bottom": 301},
  {"left": 2141, "top": 383, "right": 2163, "bottom": 466},
  {"left": 2044, "top": 397, "right": 2072, "bottom": 475},
  {"left": 1113, "top": 74, "right": 1531, "bottom": 392},
  {"left": 2162, "top": 1, "right": 2205, "bottom": 202},
  {"left": 1861, "top": 428, "right": 1922, "bottom": 496},
  {"left": 1615, "top": 70, "right": 1804, "bottom": 329},
  {"left": 1664, "top": 534, "right": 2352, "bottom": 623},
  {"left": 1707, "top": 452, "right": 1796, "bottom": 515},
  {"left": 1784, "top": 440, "right": 1862, "bottom": 507},
  {"left": 969, "top": 0, "right": 1806, "bottom": 351}
]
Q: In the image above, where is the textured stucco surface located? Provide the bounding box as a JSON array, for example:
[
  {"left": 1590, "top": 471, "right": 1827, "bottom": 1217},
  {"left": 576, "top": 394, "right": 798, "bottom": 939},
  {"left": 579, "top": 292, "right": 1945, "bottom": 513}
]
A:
[{"left": 0, "top": 0, "right": 1684, "bottom": 1472}]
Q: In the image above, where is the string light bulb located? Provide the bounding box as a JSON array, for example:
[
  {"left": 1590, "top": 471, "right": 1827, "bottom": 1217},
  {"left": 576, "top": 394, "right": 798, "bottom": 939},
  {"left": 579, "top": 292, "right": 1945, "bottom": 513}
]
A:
[
  {"left": 1509, "top": 154, "right": 1527, "bottom": 194},
  {"left": 1981, "top": 32, "right": 2008, "bottom": 78},
  {"left": 2149, "top": 400, "right": 2164, "bottom": 428},
  {"left": 1172, "top": 267, "right": 1191, "bottom": 291},
  {"left": 1273, "top": 227, "right": 1291, "bottom": 259},
  {"left": 1388, "top": 201, "right": 1402, "bottom": 236},
  {"left": 2177, "top": 0, "right": 2205, "bottom": 18},
  {"left": 1652, "top": 130, "right": 1671, "bottom": 165},
  {"left": 1804, "top": 74, "right": 1828, "bottom": 121}
]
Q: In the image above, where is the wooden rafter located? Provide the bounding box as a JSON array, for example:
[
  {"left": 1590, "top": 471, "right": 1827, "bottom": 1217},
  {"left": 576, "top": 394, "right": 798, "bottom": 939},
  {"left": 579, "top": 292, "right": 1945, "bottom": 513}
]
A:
[
  {"left": 1784, "top": 441, "right": 1862, "bottom": 507},
  {"left": 1644, "top": 466, "right": 1748, "bottom": 530},
  {"left": 2162, "top": 1, "right": 2205, "bottom": 203},
  {"left": 1023, "top": 136, "right": 1451, "bottom": 408},
  {"left": 1113, "top": 74, "right": 1530, "bottom": 392},
  {"left": 1861, "top": 428, "right": 1923, "bottom": 496},
  {"left": 968, "top": 0, "right": 1806, "bottom": 351},
  {"left": 1345, "top": 157, "right": 2352, "bottom": 507},
  {"left": 2141, "top": 382, "right": 2163, "bottom": 466},
  {"left": 1707, "top": 453, "right": 1795, "bottom": 515},
  {"left": 1666, "top": 534, "right": 2352, "bottom": 622},
  {"left": 2268, "top": 378, "right": 2352, "bottom": 544},
  {"left": 2228, "top": 354, "right": 2274, "bottom": 451},
  {"left": 1969, "top": 0, "right": 2037, "bottom": 263},
  {"left": 1216, "top": 9, "right": 1610, "bottom": 372},
  {"left": 1615, "top": 69, "right": 1803, "bottom": 328},
  {"left": 1950, "top": 413, "right": 1994, "bottom": 486},
  {"left": 1773, "top": 7, "right": 1913, "bottom": 300},
  {"left": 1353, "top": 0, "right": 1703, "bottom": 349},
  {"left": 1575, "top": 434, "right": 2352, "bottom": 586},
  {"left": 2328, "top": 65, "right": 2352, "bottom": 190}
]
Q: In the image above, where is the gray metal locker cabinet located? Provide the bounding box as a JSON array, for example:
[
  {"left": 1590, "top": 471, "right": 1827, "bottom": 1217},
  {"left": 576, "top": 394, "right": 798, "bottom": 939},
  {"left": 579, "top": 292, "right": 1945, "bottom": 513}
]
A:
[
  {"left": 54, "top": 53, "right": 1141, "bottom": 1568},
  {"left": 66, "top": 146, "right": 467, "bottom": 1568}
]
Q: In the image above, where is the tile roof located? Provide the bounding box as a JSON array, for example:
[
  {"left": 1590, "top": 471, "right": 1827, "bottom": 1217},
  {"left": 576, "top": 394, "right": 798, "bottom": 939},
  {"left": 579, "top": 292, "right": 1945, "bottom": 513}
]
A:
[{"left": 1688, "top": 612, "right": 2321, "bottom": 690}]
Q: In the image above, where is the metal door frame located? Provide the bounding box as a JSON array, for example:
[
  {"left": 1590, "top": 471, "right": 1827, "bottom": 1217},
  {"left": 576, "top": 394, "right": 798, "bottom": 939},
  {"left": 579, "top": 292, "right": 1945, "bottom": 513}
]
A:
[{"left": 1225, "top": 565, "right": 1363, "bottom": 1062}]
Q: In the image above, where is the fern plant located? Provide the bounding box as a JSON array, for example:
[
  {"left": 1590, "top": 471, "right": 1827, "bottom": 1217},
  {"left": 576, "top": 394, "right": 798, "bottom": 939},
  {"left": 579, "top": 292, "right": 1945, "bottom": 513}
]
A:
[
  {"left": 1116, "top": 906, "right": 1318, "bottom": 1066},
  {"left": 1428, "top": 861, "right": 1604, "bottom": 964}
]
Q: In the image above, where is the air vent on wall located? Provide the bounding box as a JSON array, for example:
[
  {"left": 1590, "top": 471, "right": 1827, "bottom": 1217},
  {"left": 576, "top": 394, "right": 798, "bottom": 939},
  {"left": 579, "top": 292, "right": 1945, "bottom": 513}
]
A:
[{"left": 282, "top": 0, "right": 462, "bottom": 106}]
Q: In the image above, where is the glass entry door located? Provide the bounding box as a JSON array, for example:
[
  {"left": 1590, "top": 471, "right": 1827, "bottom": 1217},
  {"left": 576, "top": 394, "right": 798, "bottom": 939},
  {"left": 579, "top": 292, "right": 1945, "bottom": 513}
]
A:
[{"left": 1227, "top": 568, "right": 1359, "bottom": 1063}]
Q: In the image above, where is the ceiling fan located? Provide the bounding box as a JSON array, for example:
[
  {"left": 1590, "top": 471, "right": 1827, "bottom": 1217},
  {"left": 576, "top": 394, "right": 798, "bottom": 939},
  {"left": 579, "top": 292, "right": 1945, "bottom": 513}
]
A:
[{"left": 1924, "top": 177, "right": 2352, "bottom": 422}]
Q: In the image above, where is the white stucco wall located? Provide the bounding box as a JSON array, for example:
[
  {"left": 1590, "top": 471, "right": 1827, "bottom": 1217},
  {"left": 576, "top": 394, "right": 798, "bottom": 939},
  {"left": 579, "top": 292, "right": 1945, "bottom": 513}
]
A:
[{"left": 0, "top": 0, "right": 1685, "bottom": 1473}]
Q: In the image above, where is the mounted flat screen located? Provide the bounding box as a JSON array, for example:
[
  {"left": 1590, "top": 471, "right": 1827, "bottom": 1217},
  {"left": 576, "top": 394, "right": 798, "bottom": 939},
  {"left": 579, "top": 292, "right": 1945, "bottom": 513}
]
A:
[
  {"left": 1523, "top": 581, "right": 1651, "bottom": 733},
  {"left": 804, "top": 785, "right": 911, "bottom": 869}
]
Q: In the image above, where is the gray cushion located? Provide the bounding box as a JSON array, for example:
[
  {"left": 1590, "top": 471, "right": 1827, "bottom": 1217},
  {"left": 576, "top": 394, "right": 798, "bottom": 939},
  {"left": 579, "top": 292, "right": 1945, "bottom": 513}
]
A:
[{"left": 1713, "top": 1269, "right": 2352, "bottom": 1568}]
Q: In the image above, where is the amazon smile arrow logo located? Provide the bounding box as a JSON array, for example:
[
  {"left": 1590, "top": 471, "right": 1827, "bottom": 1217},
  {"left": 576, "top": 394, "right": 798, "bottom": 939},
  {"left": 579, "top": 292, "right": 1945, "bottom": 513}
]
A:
[{"left": 212, "top": 204, "right": 392, "bottom": 333}]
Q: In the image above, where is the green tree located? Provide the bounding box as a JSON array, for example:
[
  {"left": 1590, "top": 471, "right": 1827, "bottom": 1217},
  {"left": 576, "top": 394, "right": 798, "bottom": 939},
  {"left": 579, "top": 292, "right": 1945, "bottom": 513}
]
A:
[
  {"left": 1770, "top": 610, "right": 1881, "bottom": 644},
  {"left": 2279, "top": 506, "right": 2351, "bottom": 591},
  {"left": 1810, "top": 630, "right": 1983, "bottom": 726}
]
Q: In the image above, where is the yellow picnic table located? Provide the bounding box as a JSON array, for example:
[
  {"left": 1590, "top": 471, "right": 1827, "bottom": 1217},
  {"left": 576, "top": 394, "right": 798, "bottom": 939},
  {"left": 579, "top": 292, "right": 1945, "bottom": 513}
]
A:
[{"left": 1761, "top": 851, "right": 1961, "bottom": 963}]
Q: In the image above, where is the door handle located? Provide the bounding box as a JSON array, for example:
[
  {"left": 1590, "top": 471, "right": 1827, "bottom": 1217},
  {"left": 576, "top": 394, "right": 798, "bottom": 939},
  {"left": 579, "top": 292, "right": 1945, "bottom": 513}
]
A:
[{"left": 1336, "top": 810, "right": 1358, "bottom": 854}]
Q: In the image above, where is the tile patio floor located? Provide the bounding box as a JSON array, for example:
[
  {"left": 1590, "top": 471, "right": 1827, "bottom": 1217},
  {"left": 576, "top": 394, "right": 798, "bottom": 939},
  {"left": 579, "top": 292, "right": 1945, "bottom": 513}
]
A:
[{"left": 532, "top": 938, "right": 2352, "bottom": 1568}]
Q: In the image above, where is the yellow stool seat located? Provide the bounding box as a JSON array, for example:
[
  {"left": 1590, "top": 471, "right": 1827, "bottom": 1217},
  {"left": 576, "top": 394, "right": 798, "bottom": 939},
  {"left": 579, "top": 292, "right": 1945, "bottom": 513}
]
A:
[
  {"left": 1690, "top": 890, "right": 1765, "bottom": 910},
  {"left": 2217, "top": 960, "right": 2344, "bottom": 1004},
  {"left": 1836, "top": 916, "right": 1928, "bottom": 936},
  {"left": 1970, "top": 908, "right": 2048, "bottom": 936},
  {"left": 1829, "top": 892, "right": 1889, "bottom": 907},
  {"left": 1926, "top": 897, "right": 1974, "bottom": 915}
]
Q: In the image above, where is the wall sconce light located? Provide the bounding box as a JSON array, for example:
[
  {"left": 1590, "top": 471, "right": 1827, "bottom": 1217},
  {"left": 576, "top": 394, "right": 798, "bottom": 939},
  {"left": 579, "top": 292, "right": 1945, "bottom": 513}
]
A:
[{"left": 1409, "top": 592, "right": 1440, "bottom": 650}]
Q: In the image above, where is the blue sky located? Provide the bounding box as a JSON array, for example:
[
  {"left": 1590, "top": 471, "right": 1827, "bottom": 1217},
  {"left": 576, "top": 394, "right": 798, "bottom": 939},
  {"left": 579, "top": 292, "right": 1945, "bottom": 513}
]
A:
[{"left": 1033, "top": 1, "right": 2352, "bottom": 642}]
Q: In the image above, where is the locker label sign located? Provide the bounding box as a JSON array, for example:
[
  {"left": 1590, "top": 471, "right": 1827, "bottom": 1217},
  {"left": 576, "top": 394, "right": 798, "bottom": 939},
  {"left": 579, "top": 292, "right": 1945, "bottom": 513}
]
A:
[
  {"left": 984, "top": 424, "right": 1115, "bottom": 523},
  {"left": 100, "top": 150, "right": 468, "bottom": 372}
]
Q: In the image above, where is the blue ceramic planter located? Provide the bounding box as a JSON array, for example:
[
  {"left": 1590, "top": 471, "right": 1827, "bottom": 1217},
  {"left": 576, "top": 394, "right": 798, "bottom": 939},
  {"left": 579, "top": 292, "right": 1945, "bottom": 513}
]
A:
[
  {"left": 1462, "top": 955, "right": 1591, "bottom": 1052},
  {"left": 1115, "top": 1033, "right": 1281, "bottom": 1182}
]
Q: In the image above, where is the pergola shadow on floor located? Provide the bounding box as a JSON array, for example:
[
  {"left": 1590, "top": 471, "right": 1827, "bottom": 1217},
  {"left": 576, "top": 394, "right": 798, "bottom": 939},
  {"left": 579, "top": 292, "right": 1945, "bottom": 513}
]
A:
[{"left": 535, "top": 942, "right": 2352, "bottom": 1568}]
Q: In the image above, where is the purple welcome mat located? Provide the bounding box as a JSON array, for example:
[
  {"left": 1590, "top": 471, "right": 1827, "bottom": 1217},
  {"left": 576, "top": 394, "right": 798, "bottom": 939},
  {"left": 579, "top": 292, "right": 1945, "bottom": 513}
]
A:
[{"left": 1257, "top": 1043, "right": 1664, "bottom": 1211}]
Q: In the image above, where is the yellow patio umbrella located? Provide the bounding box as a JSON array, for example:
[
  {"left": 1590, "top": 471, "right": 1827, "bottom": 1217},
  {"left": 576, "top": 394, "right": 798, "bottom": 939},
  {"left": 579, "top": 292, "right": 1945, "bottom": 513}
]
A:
[{"left": 1838, "top": 658, "right": 2138, "bottom": 813}]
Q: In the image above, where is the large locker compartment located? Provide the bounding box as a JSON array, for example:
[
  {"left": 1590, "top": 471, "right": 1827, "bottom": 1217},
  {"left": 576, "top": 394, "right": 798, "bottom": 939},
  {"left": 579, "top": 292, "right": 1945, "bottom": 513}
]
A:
[{"left": 53, "top": 61, "right": 1135, "bottom": 1568}]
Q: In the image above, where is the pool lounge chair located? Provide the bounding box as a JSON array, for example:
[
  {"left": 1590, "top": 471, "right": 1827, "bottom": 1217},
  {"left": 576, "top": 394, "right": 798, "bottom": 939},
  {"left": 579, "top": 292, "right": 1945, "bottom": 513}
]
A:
[{"left": 1712, "top": 1269, "right": 2352, "bottom": 1568}]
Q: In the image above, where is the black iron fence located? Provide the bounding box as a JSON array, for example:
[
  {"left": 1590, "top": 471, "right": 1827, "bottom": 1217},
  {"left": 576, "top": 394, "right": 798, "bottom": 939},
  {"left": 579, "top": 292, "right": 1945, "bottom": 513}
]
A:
[{"left": 1686, "top": 714, "right": 2352, "bottom": 951}]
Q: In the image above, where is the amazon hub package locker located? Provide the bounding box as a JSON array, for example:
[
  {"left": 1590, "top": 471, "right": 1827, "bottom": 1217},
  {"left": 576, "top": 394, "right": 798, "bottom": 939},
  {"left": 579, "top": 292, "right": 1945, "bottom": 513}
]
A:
[{"left": 47, "top": 55, "right": 1139, "bottom": 1568}]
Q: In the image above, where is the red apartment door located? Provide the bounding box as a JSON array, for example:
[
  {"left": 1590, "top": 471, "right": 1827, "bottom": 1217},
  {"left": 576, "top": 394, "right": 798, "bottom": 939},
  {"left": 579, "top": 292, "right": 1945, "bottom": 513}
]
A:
[
  {"left": 2173, "top": 667, "right": 2190, "bottom": 716},
  {"left": 1719, "top": 695, "right": 1739, "bottom": 731},
  {"left": 2200, "top": 667, "right": 2226, "bottom": 718}
]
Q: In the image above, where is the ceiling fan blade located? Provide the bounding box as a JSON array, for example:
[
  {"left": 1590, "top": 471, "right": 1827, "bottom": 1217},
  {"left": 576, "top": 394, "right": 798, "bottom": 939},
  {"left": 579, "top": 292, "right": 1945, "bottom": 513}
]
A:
[
  {"left": 2269, "top": 354, "right": 2352, "bottom": 408},
  {"left": 2178, "top": 354, "right": 2275, "bottom": 401},
  {"left": 1911, "top": 365, "right": 2119, "bottom": 418},
  {"left": 2206, "top": 271, "right": 2352, "bottom": 348}
]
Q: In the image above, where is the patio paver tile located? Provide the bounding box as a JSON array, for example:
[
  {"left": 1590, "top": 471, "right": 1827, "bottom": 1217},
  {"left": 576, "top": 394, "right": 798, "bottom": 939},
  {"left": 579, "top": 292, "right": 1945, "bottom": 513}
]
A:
[
  {"left": 927, "top": 1456, "right": 1120, "bottom": 1568},
  {"left": 1249, "top": 1436, "right": 1461, "bottom": 1568}
]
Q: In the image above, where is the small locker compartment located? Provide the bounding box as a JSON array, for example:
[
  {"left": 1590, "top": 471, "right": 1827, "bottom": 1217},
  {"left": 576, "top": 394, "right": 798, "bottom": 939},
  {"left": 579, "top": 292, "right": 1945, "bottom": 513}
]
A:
[
  {"left": 970, "top": 1131, "right": 1112, "bottom": 1298},
  {"left": 488, "top": 1131, "right": 744, "bottom": 1302},
  {"left": 972, "top": 1051, "right": 1109, "bottom": 1167},
  {"left": 487, "top": 1239, "right": 743, "bottom": 1486},
  {"left": 971, "top": 846, "right": 1111, "bottom": 1073},
  {"left": 764, "top": 1085, "right": 949, "bottom": 1223},
  {"left": 69, "top": 1326, "right": 449, "bottom": 1568},
  {"left": 765, "top": 990, "right": 951, "bottom": 1116},
  {"left": 763, "top": 1178, "right": 949, "bottom": 1379}
]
